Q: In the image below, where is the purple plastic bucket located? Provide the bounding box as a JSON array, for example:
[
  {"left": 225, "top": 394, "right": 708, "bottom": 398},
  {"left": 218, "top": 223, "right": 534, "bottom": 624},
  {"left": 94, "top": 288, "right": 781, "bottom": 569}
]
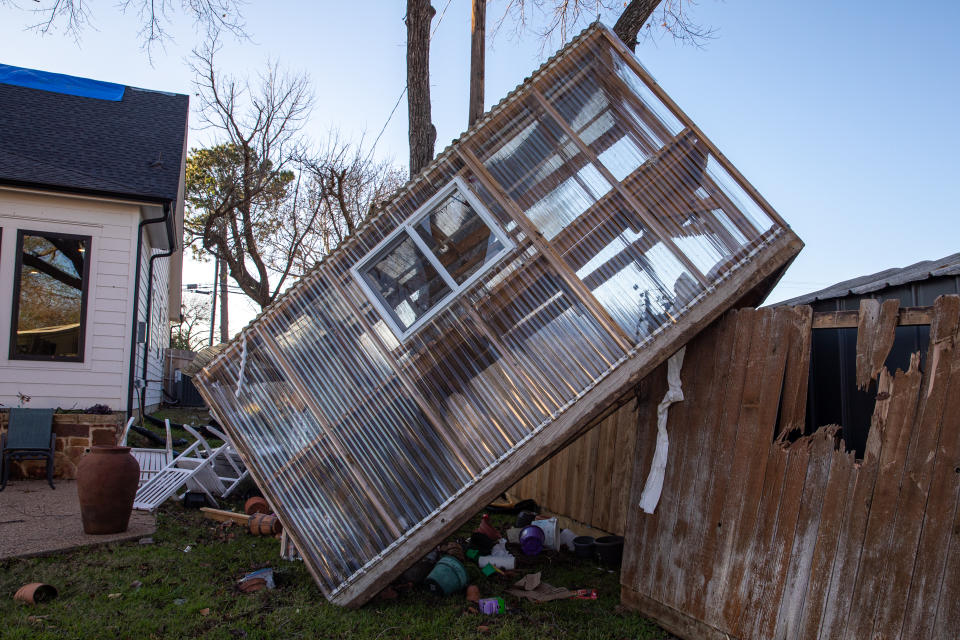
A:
[{"left": 519, "top": 525, "right": 545, "bottom": 555}]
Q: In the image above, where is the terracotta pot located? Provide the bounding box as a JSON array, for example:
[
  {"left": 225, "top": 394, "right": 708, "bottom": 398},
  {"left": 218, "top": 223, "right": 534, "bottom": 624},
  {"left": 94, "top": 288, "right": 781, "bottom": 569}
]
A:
[
  {"left": 14, "top": 583, "right": 58, "bottom": 604},
  {"left": 76, "top": 445, "right": 140, "bottom": 534},
  {"left": 244, "top": 496, "right": 270, "bottom": 515},
  {"left": 249, "top": 513, "right": 281, "bottom": 536}
]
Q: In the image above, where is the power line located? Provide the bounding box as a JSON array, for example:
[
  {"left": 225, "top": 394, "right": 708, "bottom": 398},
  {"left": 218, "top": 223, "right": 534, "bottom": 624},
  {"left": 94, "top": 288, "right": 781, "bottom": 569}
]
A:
[{"left": 366, "top": 0, "right": 456, "bottom": 164}]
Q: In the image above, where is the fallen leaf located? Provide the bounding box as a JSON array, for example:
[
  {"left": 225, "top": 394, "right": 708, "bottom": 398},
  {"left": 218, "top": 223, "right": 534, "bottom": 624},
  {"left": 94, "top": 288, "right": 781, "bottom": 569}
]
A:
[
  {"left": 199, "top": 608, "right": 210, "bottom": 616},
  {"left": 477, "top": 625, "right": 490, "bottom": 633}
]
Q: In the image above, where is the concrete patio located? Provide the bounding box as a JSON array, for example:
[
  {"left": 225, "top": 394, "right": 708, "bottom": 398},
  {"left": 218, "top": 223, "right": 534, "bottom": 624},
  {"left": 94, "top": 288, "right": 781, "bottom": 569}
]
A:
[{"left": 0, "top": 479, "right": 155, "bottom": 560}]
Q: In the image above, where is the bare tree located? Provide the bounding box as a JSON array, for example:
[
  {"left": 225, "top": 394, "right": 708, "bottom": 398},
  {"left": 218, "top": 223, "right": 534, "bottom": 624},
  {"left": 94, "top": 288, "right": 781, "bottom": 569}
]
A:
[
  {"left": 170, "top": 294, "right": 212, "bottom": 352},
  {"left": 496, "top": 0, "right": 713, "bottom": 52},
  {"left": 185, "top": 38, "right": 314, "bottom": 309},
  {"left": 2, "top": 0, "right": 245, "bottom": 56},
  {"left": 280, "top": 137, "right": 405, "bottom": 276}
]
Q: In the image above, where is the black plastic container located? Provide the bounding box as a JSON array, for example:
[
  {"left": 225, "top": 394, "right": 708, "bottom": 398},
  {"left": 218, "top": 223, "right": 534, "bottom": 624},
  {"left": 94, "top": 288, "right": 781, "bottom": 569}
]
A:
[
  {"left": 516, "top": 510, "right": 537, "bottom": 528},
  {"left": 573, "top": 535, "right": 595, "bottom": 559},
  {"left": 594, "top": 535, "right": 624, "bottom": 567}
]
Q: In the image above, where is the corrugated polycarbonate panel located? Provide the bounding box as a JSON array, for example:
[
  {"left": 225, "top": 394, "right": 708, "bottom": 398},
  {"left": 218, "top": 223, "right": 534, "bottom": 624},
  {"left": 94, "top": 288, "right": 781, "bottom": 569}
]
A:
[{"left": 195, "top": 24, "right": 789, "bottom": 602}]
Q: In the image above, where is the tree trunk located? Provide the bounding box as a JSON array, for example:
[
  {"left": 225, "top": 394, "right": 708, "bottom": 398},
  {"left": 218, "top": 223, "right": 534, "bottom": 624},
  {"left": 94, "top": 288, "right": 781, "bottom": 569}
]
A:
[
  {"left": 613, "top": 0, "right": 661, "bottom": 51},
  {"left": 468, "top": 0, "right": 485, "bottom": 127},
  {"left": 406, "top": 0, "right": 436, "bottom": 176},
  {"left": 219, "top": 252, "right": 230, "bottom": 343}
]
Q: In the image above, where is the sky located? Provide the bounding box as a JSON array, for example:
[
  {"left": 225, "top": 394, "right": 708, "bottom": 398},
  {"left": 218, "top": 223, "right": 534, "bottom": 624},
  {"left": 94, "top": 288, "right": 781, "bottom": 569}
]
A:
[{"left": 2, "top": 0, "right": 958, "bottom": 338}]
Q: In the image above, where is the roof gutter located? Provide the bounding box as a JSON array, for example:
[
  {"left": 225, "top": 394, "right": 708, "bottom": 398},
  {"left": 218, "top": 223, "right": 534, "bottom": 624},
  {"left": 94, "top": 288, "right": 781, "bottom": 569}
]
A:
[{"left": 125, "top": 200, "right": 177, "bottom": 419}]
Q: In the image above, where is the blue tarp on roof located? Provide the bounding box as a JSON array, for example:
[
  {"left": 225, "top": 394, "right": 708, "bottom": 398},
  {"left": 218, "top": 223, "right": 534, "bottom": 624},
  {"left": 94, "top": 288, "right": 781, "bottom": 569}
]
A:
[{"left": 0, "top": 63, "right": 124, "bottom": 101}]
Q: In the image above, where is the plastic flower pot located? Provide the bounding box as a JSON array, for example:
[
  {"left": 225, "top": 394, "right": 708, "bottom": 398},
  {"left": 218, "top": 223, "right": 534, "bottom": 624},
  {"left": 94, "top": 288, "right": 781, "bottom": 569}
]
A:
[
  {"left": 595, "top": 535, "right": 624, "bottom": 567},
  {"left": 519, "top": 525, "right": 545, "bottom": 556},
  {"left": 425, "top": 555, "right": 469, "bottom": 595},
  {"left": 573, "top": 535, "right": 596, "bottom": 559}
]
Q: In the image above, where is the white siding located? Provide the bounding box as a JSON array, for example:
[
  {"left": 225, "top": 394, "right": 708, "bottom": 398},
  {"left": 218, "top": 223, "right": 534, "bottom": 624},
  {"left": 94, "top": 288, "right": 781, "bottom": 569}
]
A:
[
  {"left": 0, "top": 188, "right": 174, "bottom": 413},
  {"left": 133, "top": 235, "right": 171, "bottom": 412}
]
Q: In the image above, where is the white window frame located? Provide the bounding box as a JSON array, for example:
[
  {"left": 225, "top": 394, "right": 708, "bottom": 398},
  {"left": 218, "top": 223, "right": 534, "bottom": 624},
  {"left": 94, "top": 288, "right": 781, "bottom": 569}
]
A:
[{"left": 351, "top": 176, "right": 514, "bottom": 343}]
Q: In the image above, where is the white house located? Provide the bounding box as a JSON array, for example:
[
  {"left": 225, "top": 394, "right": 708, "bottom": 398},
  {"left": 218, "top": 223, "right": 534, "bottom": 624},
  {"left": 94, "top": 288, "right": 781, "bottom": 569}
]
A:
[{"left": 0, "top": 64, "right": 188, "bottom": 415}]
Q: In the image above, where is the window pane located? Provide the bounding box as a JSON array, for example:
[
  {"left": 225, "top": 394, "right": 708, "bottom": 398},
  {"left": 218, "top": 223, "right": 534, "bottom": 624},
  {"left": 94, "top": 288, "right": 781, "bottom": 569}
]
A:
[
  {"left": 413, "top": 189, "right": 504, "bottom": 285},
  {"left": 360, "top": 234, "right": 452, "bottom": 331},
  {"left": 14, "top": 233, "right": 88, "bottom": 359}
]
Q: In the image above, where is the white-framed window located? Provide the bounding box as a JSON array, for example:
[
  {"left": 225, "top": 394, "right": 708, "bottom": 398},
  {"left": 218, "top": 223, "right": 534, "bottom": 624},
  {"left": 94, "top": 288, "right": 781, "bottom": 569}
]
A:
[{"left": 352, "top": 176, "right": 514, "bottom": 342}]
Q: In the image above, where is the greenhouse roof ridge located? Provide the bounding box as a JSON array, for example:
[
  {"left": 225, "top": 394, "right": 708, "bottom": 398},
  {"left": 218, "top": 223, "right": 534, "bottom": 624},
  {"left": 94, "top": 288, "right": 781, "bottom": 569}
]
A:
[{"left": 202, "top": 20, "right": 610, "bottom": 367}]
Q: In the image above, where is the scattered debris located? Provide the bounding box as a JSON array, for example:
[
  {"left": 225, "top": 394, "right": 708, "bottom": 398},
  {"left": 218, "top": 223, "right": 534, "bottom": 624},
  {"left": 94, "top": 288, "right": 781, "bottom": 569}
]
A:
[
  {"left": 530, "top": 517, "right": 558, "bottom": 550},
  {"left": 14, "top": 583, "right": 58, "bottom": 605},
  {"left": 466, "top": 585, "right": 480, "bottom": 603},
  {"left": 183, "top": 545, "right": 192, "bottom": 553},
  {"left": 199, "top": 608, "right": 211, "bottom": 616},
  {"left": 200, "top": 507, "right": 251, "bottom": 526},
  {"left": 505, "top": 572, "right": 588, "bottom": 603},
  {"left": 139, "top": 537, "right": 154, "bottom": 545},
  {"left": 173, "top": 598, "right": 187, "bottom": 606},
  {"left": 107, "top": 593, "right": 122, "bottom": 599},
  {"left": 244, "top": 497, "right": 270, "bottom": 515},
  {"left": 182, "top": 492, "right": 208, "bottom": 509},
  {"left": 425, "top": 556, "right": 468, "bottom": 595},
  {"left": 519, "top": 526, "right": 545, "bottom": 556},
  {"left": 475, "top": 514, "right": 500, "bottom": 541},
  {"left": 237, "top": 568, "right": 276, "bottom": 593},
  {"left": 130, "top": 580, "right": 143, "bottom": 590},
  {"left": 437, "top": 541, "right": 465, "bottom": 563},
  {"left": 376, "top": 587, "right": 398, "bottom": 601},
  {"left": 248, "top": 513, "right": 281, "bottom": 536},
  {"left": 478, "top": 539, "right": 515, "bottom": 571},
  {"left": 478, "top": 597, "right": 506, "bottom": 615}
]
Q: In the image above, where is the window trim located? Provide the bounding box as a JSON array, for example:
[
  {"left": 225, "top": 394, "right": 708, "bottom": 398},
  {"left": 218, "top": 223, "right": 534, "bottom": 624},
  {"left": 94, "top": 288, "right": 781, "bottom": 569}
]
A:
[
  {"left": 9, "top": 229, "right": 92, "bottom": 363},
  {"left": 351, "top": 176, "right": 514, "bottom": 342}
]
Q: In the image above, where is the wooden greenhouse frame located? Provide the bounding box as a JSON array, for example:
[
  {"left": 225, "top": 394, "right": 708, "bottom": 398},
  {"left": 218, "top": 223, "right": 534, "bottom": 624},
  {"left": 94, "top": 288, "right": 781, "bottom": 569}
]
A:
[{"left": 194, "top": 22, "right": 803, "bottom": 607}]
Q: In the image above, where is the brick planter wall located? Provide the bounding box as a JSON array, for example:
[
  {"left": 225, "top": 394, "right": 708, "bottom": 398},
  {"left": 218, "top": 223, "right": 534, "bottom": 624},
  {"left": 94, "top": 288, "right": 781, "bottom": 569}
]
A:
[{"left": 0, "top": 412, "right": 123, "bottom": 480}]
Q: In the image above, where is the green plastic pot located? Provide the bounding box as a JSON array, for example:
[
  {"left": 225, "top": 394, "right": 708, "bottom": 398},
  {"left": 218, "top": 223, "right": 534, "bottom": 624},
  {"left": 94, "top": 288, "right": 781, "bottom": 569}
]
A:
[{"left": 425, "top": 555, "right": 469, "bottom": 595}]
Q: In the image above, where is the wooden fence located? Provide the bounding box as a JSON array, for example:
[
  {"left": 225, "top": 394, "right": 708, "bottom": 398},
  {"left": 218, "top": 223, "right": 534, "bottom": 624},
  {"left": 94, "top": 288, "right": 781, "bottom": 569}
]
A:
[
  {"left": 509, "top": 391, "right": 641, "bottom": 535},
  {"left": 515, "top": 297, "right": 960, "bottom": 638}
]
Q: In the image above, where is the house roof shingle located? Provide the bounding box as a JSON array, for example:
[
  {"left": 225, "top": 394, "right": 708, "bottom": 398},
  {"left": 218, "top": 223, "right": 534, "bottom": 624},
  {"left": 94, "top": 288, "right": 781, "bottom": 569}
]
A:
[
  {"left": 777, "top": 251, "right": 960, "bottom": 306},
  {"left": 0, "top": 65, "right": 188, "bottom": 203}
]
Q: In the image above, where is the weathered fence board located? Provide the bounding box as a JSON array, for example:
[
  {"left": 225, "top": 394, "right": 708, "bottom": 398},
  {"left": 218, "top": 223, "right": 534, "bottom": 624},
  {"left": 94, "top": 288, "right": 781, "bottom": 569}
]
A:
[{"left": 608, "top": 296, "right": 960, "bottom": 639}]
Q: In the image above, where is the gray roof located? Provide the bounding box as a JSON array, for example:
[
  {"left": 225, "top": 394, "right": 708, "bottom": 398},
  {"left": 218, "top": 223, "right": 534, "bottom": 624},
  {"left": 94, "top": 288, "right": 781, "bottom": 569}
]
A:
[
  {"left": 778, "top": 252, "right": 960, "bottom": 306},
  {"left": 0, "top": 65, "right": 188, "bottom": 203}
]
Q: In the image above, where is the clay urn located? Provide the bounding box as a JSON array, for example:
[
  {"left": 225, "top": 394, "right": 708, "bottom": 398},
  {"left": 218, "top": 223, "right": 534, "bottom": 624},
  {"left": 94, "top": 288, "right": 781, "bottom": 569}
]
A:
[{"left": 76, "top": 445, "right": 140, "bottom": 534}]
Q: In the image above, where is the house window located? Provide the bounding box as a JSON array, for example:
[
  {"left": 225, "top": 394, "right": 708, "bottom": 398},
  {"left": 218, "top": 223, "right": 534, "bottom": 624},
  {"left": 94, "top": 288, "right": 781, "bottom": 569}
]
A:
[
  {"left": 353, "top": 177, "right": 513, "bottom": 341},
  {"left": 10, "top": 230, "right": 91, "bottom": 362}
]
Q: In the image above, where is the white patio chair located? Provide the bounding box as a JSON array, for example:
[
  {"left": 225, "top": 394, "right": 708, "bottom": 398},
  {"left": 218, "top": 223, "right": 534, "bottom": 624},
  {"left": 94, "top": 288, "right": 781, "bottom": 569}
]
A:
[
  {"left": 201, "top": 425, "right": 249, "bottom": 498},
  {"left": 119, "top": 417, "right": 174, "bottom": 488},
  {"left": 133, "top": 426, "right": 221, "bottom": 511}
]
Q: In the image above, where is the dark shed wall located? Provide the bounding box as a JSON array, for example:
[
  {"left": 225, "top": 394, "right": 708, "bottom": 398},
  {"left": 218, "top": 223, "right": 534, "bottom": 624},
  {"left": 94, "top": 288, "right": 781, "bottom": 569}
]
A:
[{"left": 803, "top": 274, "right": 959, "bottom": 456}]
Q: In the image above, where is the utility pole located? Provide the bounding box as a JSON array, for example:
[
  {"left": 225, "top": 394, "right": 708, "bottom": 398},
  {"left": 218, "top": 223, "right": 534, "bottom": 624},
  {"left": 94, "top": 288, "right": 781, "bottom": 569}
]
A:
[
  {"left": 209, "top": 255, "right": 218, "bottom": 346},
  {"left": 468, "top": 0, "right": 486, "bottom": 126},
  {"left": 219, "top": 253, "right": 230, "bottom": 343}
]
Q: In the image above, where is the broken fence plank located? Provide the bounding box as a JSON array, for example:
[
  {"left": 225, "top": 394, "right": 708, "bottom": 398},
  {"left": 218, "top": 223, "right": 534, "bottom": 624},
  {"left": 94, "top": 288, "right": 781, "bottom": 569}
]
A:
[
  {"left": 844, "top": 356, "right": 923, "bottom": 639},
  {"left": 871, "top": 295, "right": 959, "bottom": 639},
  {"left": 855, "top": 298, "right": 900, "bottom": 390}
]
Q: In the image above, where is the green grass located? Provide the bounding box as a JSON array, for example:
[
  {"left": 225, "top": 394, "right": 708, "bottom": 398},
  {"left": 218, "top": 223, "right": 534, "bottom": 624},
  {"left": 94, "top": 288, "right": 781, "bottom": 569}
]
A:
[{"left": 0, "top": 505, "right": 671, "bottom": 639}]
